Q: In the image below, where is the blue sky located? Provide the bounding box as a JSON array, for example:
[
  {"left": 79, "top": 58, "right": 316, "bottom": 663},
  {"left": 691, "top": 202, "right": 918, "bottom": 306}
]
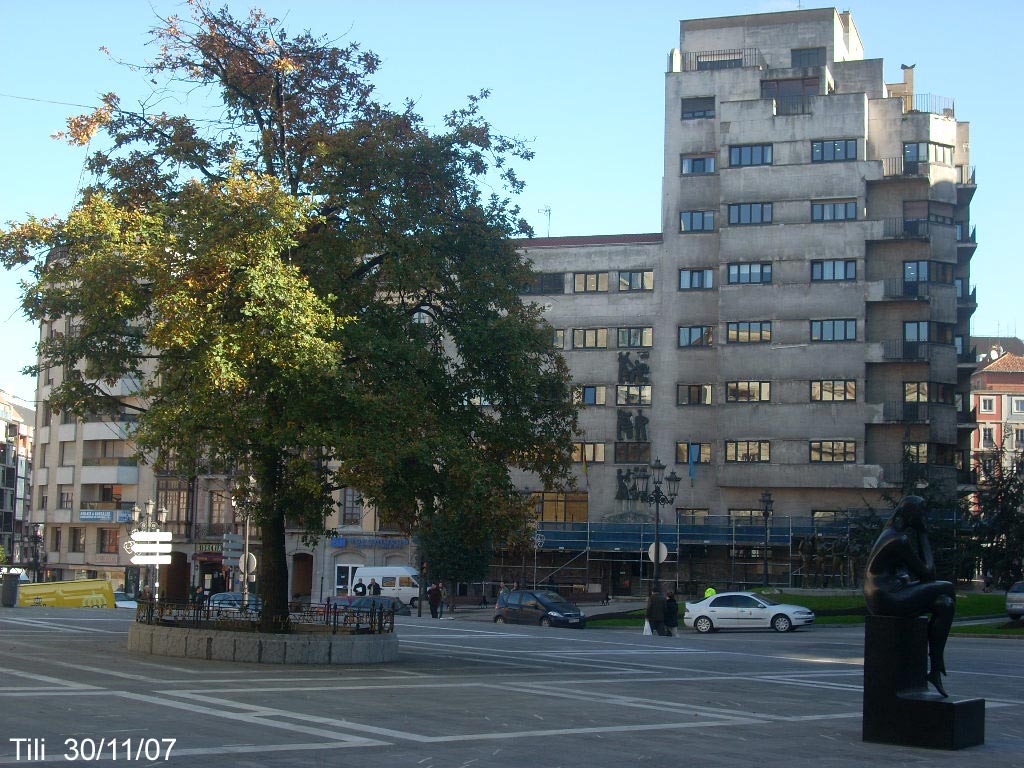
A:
[{"left": 2, "top": 1, "right": 1021, "bottom": 406}]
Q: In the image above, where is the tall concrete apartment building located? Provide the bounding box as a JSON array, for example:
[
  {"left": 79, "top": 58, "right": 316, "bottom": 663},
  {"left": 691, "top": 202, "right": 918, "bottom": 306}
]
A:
[
  {"left": 1, "top": 394, "right": 33, "bottom": 574},
  {"left": 508, "top": 7, "right": 978, "bottom": 592},
  {"left": 31, "top": 7, "right": 978, "bottom": 599}
]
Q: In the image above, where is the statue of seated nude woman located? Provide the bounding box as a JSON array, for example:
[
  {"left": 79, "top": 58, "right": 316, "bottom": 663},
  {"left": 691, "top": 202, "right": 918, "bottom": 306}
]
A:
[{"left": 864, "top": 495, "right": 956, "bottom": 697}]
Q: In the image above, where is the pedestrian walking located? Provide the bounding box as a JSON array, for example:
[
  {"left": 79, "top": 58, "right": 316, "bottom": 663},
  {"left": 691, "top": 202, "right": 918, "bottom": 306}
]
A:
[
  {"left": 664, "top": 592, "right": 679, "bottom": 636},
  {"left": 645, "top": 587, "right": 670, "bottom": 637},
  {"left": 427, "top": 582, "right": 442, "bottom": 619},
  {"left": 353, "top": 578, "right": 367, "bottom": 596}
]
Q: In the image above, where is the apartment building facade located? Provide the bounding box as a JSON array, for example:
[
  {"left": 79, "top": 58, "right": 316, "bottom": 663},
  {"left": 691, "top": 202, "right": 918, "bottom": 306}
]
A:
[
  {"left": 0, "top": 394, "right": 33, "bottom": 574},
  {"left": 973, "top": 349, "right": 1024, "bottom": 464},
  {"left": 504, "top": 7, "right": 977, "bottom": 593}
]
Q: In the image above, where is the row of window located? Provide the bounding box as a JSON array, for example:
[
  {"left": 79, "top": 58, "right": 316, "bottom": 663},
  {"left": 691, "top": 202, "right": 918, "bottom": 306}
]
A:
[
  {"left": 678, "top": 320, "right": 859, "bottom": 347},
  {"left": 680, "top": 139, "right": 949, "bottom": 171},
  {"left": 571, "top": 440, "right": 859, "bottom": 465},
  {"left": 532, "top": 259, "right": 956, "bottom": 296},
  {"left": 524, "top": 270, "right": 655, "bottom": 295},
  {"left": 575, "top": 379, "right": 859, "bottom": 406},
  {"left": 680, "top": 200, "right": 858, "bottom": 231},
  {"left": 48, "top": 526, "right": 119, "bottom": 554}
]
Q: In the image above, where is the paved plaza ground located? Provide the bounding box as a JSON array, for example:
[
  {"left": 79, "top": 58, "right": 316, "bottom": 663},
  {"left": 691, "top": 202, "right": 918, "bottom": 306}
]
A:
[{"left": 0, "top": 606, "right": 1021, "bottom": 767}]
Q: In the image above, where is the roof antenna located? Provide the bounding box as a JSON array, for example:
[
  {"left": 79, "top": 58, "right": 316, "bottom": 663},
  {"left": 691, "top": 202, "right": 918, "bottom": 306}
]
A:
[{"left": 538, "top": 206, "right": 551, "bottom": 238}]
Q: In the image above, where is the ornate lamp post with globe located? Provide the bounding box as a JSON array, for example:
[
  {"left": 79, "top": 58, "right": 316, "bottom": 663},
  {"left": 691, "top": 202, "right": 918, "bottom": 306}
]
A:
[{"left": 631, "top": 458, "right": 681, "bottom": 589}]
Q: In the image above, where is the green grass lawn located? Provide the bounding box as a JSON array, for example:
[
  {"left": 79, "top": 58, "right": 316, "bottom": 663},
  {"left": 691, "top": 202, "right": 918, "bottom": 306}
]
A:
[{"left": 586, "top": 590, "right": 1008, "bottom": 630}]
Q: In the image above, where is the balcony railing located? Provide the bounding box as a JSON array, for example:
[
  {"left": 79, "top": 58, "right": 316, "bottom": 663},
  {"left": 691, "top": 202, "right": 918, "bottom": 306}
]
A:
[
  {"left": 956, "top": 224, "right": 977, "bottom": 244},
  {"left": 193, "top": 522, "right": 235, "bottom": 538},
  {"left": 879, "top": 157, "right": 929, "bottom": 178},
  {"left": 908, "top": 93, "right": 955, "bottom": 117},
  {"left": 883, "top": 401, "right": 929, "bottom": 423},
  {"left": 81, "top": 457, "right": 138, "bottom": 467},
  {"left": 882, "top": 339, "right": 932, "bottom": 361},
  {"left": 957, "top": 346, "right": 977, "bottom": 364},
  {"left": 773, "top": 95, "right": 813, "bottom": 115},
  {"left": 681, "top": 47, "right": 765, "bottom": 71},
  {"left": 878, "top": 218, "right": 931, "bottom": 239},
  {"left": 882, "top": 279, "right": 933, "bottom": 300},
  {"left": 957, "top": 165, "right": 976, "bottom": 185},
  {"left": 79, "top": 501, "right": 136, "bottom": 511}
]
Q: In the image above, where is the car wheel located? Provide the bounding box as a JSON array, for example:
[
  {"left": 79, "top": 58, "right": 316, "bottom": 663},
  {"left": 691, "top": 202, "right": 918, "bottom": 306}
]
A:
[
  {"left": 772, "top": 614, "right": 793, "bottom": 633},
  {"left": 494, "top": 616, "right": 506, "bottom": 624},
  {"left": 694, "top": 616, "right": 713, "bottom": 633},
  {"left": 539, "top": 616, "right": 552, "bottom": 627},
  {"left": 409, "top": 597, "right": 418, "bottom": 608}
]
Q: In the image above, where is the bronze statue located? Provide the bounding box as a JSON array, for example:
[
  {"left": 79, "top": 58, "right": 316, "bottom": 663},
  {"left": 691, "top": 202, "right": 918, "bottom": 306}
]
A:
[{"left": 864, "top": 495, "right": 955, "bottom": 697}]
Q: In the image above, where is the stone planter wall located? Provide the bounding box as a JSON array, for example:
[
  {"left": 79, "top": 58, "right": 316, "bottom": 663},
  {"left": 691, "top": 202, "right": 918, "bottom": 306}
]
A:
[{"left": 127, "top": 623, "right": 398, "bottom": 664}]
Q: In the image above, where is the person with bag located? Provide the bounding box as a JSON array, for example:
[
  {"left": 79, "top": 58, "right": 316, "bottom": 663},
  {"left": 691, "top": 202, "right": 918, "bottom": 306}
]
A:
[
  {"left": 427, "top": 582, "right": 442, "bottom": 619},
  {"left": 645, "top": 587, "right": 669, "bottom": 636},
  {"left": 664, "top": 592, "right": 679, "bottom": 636}
]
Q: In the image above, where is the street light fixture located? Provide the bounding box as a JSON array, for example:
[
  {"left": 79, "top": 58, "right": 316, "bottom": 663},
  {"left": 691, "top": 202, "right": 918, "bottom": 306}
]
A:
[
  {"left": 131, "top": 499, "right": 168, "bottom": 600},
  {"left": 631, "top": 458, "right": 681, "bottom": 589},
  {"left": 760, "top": 490, "right": 774, "bottom": 587}
]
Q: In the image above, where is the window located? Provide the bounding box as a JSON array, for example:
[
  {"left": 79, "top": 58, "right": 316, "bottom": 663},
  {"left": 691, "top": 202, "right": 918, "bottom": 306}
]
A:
[
  {"left": 811, "top": 259, "right": 856, "bottom": 281},
  {"left": 810, "top": 319, "right": 856, "bottom": 342},
  {"left": 341, "top": 487, "right": 362, "bottom": 526},
  {"left": 97, "top": 528, "right": 120, "bottom": 555},
  {"left": 979, "top": 397, "right": 995, "bottom": 413},
  {"left": 729, "top": 144, "right": 773, "bottom": 166},
  {"left": 1015, "top": 428, "right": 1024, "bottom": 448},
  {"left": 760, "top": 77, "right": 818, "bottom": 114},
  {"left": 981, "top": 427, "right": 996, "bottom": 448},
  {"left": 51, "top": 527, "right": 62, "bottom": 552},
  {"left": 521, "top": 272, "right": 564, "bottom": 295},
  {"left": 903, "top": 200, "right": 954, "bottom": 226},
  {"left": 681, "top": 211, "right": 715, "bottom": 232},
  {"left": 728, "top": 262, "right": 772, "bottom": 284},
  {"left": 682, "top": 154, "right": 716, "bottom": 174},
  {"left": 574, "top": 272, "right": 608, "bottom": 293},
  {"left": 572, "top": 328, "right": 608, "bottom": 349},
  {"left": 677, "top": 383, "right": 712, "bottom": 406},
  {"left": 616, "top": 385, "right": 652, "bottom": 406},
  {"left": 727, "top": 321, "right": 771, "bottom": 343},
  {"left": 809, "top": 440, "right": 857, "bottom": 463},
  {"left": 532, "top": 491, "right": 589, "bottom": 524},
  {"left": 617, "top": 327, "right": 653, "bottom": 348},
  {"left": 903, "top": 260, "right": 953, "bottom": 284},
  {"left": 811, "top": 200, "right": 857, "bottom": 221},
  {"left": 903, "top": 382, "right": 954, "bottom": 404},
  {"left": 574, "top": 385, "right": 607, "bottom": 406},
  {"left": 811, "top": 139, "right": 857, "bottom": 162},
  {"left": 679, "top": 326, "right": 714, "bottom": 347},
  {"left": 681, "top": 96, "right": 715, "bottom": 119},
  {"left": 679, "top": 268, "right": 714, "bottom": 290},
  {"left": 904, "top": 321, "right": 953, "bottom": 345},
  {"left": 618, "top": 270, "right": 654, "bottom": 292},
  {"left": 811, "top": 380, "right": 860, "bottom": 403},
  {"left": 903, "top": 142, "right": 954, "bottom": 166},
  {"left": 572, "top": 442, "right": 606, "bottom": 463},
  {"left": 904, "top": 442, "right": 928, "bottom": 464},
  {"left": 59, "top": 442, "right": 76, "bottom": 466},
  {"left": 59, "top": 486, "right": 73, "bottom": 509},
  {"left": 675, "top": 442, "right": 711, "bottom": 464},
  {"left": 69, "top": 527, "right": 86, "bottom": 553},
  {"left": 728, "top": 203, "right": 773, "bottom": 225},
  {"left": 552, "top": 329, "right": 564, "bottom": 348},
  {"left": 1012, "top": 398, "right": 1024, "bottom": 414},
  {"left": 791, "top": 47, "right": 825, "bottom": 68},
  {"left": 726, "top": 381, "right": 771, "bottom": 402},
  {"left": 725, "top": 440, "right": 771, "bottom": 462},
  {"left": 615, "top": 442, "right": 651, "bottom": 464},
  {"left": 678, "top": 508, "right": 709, "bottom": 525}
]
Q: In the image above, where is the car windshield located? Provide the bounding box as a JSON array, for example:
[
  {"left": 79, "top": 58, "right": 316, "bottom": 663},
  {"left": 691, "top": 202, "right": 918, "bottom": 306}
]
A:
[
  {"left": 535, "top": 591, "right": 575, "bottom": 610},
  {"left": 1010, "top": 582, "right": 1024, "bottom": 594}
]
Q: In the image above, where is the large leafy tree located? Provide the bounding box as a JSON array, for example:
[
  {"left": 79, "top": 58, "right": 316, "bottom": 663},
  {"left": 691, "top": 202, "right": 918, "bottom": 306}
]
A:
[
  {"left": 0, "top": 3, "right": 578, "bottom": 630},
  {"left": 968, "top": 440, "right": 1024, "bottom": 588}
]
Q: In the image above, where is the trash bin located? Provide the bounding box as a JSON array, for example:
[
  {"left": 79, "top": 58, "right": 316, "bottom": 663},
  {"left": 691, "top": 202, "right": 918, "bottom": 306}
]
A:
[{"left": 1, "top": 574, "right": 20, "bottom": 607}]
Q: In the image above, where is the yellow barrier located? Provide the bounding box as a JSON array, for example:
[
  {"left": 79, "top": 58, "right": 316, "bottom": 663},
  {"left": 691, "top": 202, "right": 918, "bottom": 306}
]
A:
[{"left": 17, "top": 579, "right": 115, "bottom": 608}]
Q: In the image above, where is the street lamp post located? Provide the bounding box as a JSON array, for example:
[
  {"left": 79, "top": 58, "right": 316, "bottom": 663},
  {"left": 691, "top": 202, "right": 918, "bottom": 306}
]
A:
[
  {"left": 631, "top": 459, "right": 681, "bottom": 590},
  {"left": 132, "top": 499, "right": 168, "bottom": 600},
  {"left": 760, "top": 490, "right": 774, "bottom": 587}
]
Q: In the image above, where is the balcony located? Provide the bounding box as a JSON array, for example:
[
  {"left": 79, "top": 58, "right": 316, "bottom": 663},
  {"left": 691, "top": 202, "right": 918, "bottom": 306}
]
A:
[
  {"left": 956, "top": 407, "right": 977, "bottom": 428},
  {"left": 956, "top": 165, "right": 977, "bottom": 205},
  {"left": 874, "top": 218, "right": 931, "bottom": 240},
  {"left": 193, "top": 522, "right": 235, "bottom": 539},
  {"left": 772, "top": 95, "right": 814, "bottom": 116},
  {"left": 881, "top": 339, "right": 932, "bottom": 361},
  {"left": 881, "top": 279, "right": 934, "bottom": 300},
  {"left": 878, "top": 157, "right": 930, "bottom": 178},
  {"left": 906, "top": 93, "right": 955, "bottom": 118},
  {"left": 957, "top": 347, "right": 977, "bottom": 368},
  {"left": 880, "top": 462, "right": 958, "bottom": 488},
  {"left": 882, "top": 401, "right": 930, "bottom": 423},
  {"left": 679, "top": 47, "right": 765, "bottom": 72},
  {"left": 957, "top": 286, "right": 978, "bottom": 315}
]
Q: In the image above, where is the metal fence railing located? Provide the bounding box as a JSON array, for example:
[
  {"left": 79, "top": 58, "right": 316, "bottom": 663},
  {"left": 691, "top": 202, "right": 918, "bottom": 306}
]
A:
[{"left": 134, "top": 600, "right": 395, "bottom": 634}]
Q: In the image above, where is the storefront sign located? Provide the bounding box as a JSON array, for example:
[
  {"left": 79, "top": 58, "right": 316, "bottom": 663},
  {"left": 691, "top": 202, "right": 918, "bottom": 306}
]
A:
[
  {"left": 331, "top": 536, "right": 409, "bottom": 550},
  {"left": 79, "top": 509, "right": 114, "bottom": 522},
  {"left": 195, "top": 543, "right": 222, "bottom": 553}
]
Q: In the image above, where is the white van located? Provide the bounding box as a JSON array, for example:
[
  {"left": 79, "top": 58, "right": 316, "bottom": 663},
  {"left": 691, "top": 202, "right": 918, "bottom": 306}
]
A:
[{"left": 351, "top": 566, "right": 422, "bottom": 606}]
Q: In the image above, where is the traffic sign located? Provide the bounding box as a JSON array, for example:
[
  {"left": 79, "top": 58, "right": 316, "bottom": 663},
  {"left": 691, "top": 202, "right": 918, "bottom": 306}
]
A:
[
  {"left": 222, "top": 533, "right": 243, "bottom": 568},
  {"left": 239, "top": 552, "right": 257, "bottom": 575},
  {"left": 130, "top": 530, "right": 171, "bottom": 565},
  {"left": 647, "top": 542, "right": 668, "bottom": 564}
]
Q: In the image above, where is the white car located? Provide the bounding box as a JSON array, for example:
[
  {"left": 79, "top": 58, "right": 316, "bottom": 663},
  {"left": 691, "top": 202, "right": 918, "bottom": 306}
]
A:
[
  {"left": 1007, "top": 581, "right": 1024, "bottom": 620},
  {"left": 683, "top": 591, "right": 814, "bottom": 633},
  {"left": 113, "top": 590, "right": 137, "bottom": 609}
]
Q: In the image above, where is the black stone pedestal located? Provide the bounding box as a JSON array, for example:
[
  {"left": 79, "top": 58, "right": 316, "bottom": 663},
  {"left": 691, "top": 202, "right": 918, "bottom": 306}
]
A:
[{"left": 863, "top": 615, "right": 984, "bottom": 750}]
